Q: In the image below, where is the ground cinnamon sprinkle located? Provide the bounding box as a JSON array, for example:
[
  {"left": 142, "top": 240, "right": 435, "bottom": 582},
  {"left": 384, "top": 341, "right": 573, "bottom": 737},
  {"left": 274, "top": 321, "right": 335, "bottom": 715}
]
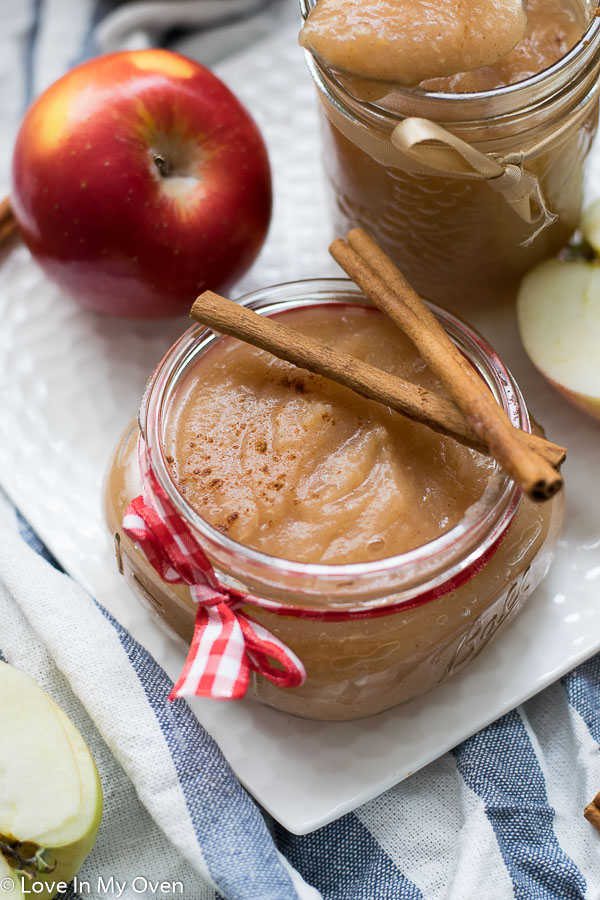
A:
[
  {"left": 280, "top": 375, "right": 308, "bottom": 393},
  {"left": 215, "top": 512, "right": 240, "bottom": 534}
]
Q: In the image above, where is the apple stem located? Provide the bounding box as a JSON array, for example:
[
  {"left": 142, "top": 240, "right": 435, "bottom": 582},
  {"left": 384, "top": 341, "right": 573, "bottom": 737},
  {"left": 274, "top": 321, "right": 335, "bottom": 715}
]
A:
[
  {"left": 0, "top": 838, "right": 56, "bottom": 879},
  {"left": 153, "top": 154, "right": 171, "bottom": 177}
]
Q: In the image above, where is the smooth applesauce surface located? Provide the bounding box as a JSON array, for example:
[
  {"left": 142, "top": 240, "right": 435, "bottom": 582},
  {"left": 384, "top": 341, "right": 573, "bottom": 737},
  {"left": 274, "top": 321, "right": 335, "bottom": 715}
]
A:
[
  {"left": 165, "top": 306, "right": 494, "bottom": 565},
  {"left": 299, "top": 0, "right": 528, "bottom": 86},
  {"left": 423, "top": 0, "right": 583, "bottom": 92}
]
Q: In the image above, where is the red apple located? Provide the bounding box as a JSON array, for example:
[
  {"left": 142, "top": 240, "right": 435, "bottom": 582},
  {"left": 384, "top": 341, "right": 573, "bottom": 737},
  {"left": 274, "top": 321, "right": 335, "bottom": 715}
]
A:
[{"left": 11, "top": 49, "right": 272, "bottom": 318}]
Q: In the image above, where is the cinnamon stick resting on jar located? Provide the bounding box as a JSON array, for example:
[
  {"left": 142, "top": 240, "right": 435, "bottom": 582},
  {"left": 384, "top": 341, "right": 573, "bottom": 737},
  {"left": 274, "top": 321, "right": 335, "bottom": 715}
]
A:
[
  {"left": 190, "top": 289, "right": 564, "bottom": 501},
  {"left": 343, "top": 227, "right": 561, "bottom": 467},
  {"left": 330, "top": 230, "right": 563, "bottom": 502}
]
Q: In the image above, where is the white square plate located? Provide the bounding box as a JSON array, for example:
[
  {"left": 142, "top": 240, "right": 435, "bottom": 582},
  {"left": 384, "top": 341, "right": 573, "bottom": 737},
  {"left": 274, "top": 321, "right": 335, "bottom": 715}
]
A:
[{"left": 1, "top": 25, "right": 599, "bottom": 834}]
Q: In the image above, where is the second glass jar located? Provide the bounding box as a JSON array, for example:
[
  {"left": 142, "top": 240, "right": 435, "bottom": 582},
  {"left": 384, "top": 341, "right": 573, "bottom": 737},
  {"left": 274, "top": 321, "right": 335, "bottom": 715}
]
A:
[{"left": 300, "top": 0, "right": 600, "bottom": 309}]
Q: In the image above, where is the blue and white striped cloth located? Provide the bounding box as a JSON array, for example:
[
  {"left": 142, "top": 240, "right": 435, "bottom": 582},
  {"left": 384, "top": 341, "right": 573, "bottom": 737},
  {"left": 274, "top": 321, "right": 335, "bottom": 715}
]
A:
[
  {"left": 2, "top": 2, "right": 600, "bottom": 898},
  {"left": 4, "top": 483, "right": 600, "bottom": 899}
]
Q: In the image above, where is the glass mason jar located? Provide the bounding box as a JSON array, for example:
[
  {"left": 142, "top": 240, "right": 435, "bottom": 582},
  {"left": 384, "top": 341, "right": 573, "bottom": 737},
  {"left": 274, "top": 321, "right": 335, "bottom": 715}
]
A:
[
  {"left": 103, "top": 280, "right": 564, "bottom": 721},
  {"left": 299, "top": 0, "right": 600, "bottom": 310}
]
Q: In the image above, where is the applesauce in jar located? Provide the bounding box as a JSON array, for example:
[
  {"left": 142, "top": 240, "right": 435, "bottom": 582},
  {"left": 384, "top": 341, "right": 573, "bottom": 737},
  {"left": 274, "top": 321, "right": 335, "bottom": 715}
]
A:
[
  {"left": 103, "top": 280, "right": 564, "bottom": 721},
  {"left": 299, "top": 0, "right": 600, "bottom": 309}
]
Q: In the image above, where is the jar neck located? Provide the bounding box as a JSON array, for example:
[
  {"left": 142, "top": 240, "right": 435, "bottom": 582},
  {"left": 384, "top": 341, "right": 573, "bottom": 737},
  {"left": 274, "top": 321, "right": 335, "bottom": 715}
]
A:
[
  {"left": 303, "top": 3, "right": 600, "bottom": 149},
  {"left": 139, "top": 281, "right": 526, "bottom": 611}
]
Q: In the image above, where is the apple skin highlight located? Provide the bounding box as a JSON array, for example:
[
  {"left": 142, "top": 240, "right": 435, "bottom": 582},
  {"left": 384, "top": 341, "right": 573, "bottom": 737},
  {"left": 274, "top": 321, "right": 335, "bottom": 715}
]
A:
[{"left": 11, "top": 49, "right": 272, "bottom": 319}]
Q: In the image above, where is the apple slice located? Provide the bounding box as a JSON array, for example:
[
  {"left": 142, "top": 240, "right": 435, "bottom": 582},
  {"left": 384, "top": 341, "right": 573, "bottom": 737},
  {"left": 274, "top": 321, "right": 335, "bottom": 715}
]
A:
[
  {"left": 0, "top": 663, "right": 102, "bottom": 898},
  {"left": 0, "top": 854, "right": 25, "bottom": 899},
  {"left": 517, "top": 259, "right": 600, "bottom": 421}
]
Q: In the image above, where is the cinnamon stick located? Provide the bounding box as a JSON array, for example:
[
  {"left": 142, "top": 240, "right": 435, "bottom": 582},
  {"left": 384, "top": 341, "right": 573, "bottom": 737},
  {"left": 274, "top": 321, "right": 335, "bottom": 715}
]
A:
[
  {"left": 330, "top": 237, "right": 562, "bottom": 502},
  {"left": 346, "top": 228, "right": 565, "bottom": 469},
  {"left": 0, "top": 197, "right": 18, "bottom": 247},
  {"left": 190, "top": 291, "right": 554, "bottom": 467},
  {"left": 0, "top": 196, "right": 13, "bottom": 224},
  {"left": 584, "top": 793, "right": 600, "bottom": 832}
]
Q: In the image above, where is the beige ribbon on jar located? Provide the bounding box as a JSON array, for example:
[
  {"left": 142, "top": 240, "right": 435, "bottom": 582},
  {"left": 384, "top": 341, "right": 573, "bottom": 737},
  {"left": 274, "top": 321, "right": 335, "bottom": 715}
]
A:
[
  {"left": 319, "top": 81, "right": 600, "bottom": 245},
  {"left": 390, "top": 117, "right": 554, "bottom": 242}
]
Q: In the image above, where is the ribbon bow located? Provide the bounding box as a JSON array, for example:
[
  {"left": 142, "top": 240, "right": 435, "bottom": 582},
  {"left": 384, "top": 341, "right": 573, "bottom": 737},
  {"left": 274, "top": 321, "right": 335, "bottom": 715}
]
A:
[
  {"left": 122, "top": 467, "right": 305, "bottom": 701},
  {"left": 389, "top": 118, "right": 556, "bottom": 243}
]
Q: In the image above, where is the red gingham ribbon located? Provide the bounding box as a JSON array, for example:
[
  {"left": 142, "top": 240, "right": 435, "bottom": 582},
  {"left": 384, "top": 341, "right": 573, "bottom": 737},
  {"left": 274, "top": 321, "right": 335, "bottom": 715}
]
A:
[
  {"left": 122, "top": 443, "right": 516, "bottom": 701},
  {"left": 122, "top": 465, "right": 306, "bottom": 701}
]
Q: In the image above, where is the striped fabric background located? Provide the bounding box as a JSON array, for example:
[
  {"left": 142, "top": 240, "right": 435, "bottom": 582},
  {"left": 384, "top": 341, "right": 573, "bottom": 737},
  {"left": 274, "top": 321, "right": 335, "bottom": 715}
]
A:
[
  {"left": 4, "top": 493, "right": 600, "bottom": 897},
  {"left": 1, "top": 2, "right": 600, "bottom": 898}
]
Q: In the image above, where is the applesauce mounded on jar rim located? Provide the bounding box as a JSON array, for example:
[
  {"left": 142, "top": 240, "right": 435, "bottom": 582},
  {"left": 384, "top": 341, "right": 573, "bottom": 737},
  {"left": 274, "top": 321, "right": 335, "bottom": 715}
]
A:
[
  {"left": 299, "top": 0, "right": 600, "bottom": 309},
  {"left": 103, "top": 280, "right": 564, "bottom": 721}
]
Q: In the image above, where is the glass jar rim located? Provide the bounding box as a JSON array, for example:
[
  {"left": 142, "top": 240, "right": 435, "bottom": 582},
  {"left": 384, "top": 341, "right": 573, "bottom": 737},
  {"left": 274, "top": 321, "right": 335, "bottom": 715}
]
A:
[
  {"left": 139, "top": 279, "right": 527, "bottom": 603},
  {"left": 299, "top": 0, "right": 600, "bottom": 114}
]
